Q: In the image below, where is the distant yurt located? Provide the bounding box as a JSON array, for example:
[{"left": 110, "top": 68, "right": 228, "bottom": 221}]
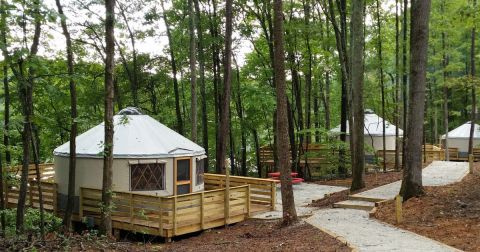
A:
[
  {"left": 53, "top": 107, "right": 206, "bottom": 211},
  {"left": 330, "top": 109, "right": 403, "bottom": 152},
  {"left": 441, "top": 121, "right": 480, "bottom": 156}
]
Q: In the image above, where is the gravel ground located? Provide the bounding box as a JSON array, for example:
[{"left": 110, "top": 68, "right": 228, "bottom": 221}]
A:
[
  {"left": 252, "top": 182, "right": 346, "bottom": 220},
  {"left": 306, "top": 208, "right": 459, "bottom": 252},
  {"left": 355, "top": 161, "right": 469, "bottom": 200}
]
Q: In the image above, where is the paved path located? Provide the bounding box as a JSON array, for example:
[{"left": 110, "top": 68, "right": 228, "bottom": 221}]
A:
[
  {"left": 308, "top": 161, "right": 468, "bottom": 252},
  {"left": 307, "top": 208, "right": 459, "bottom": 252},
  {"left": 252, "top": 182, "right": 346, "bottom": 219},
  {"left": 355, "top": 161, "right": 469, "bottom": 200}
]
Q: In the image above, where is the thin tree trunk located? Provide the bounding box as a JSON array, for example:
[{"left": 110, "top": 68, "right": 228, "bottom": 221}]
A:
[
  {"left": 234, "top": 62, "right": 247, "bottom": 176},
  {"left": 442, "top": 24, "right": 449, "bottom": 160},
  {"left": 0, "top": 0, "right": 8, "bottom": 236},
  {"left": 31, "top": 127, "right": 45, "bottom": 241},
  {"left": 400, "top": 0, "right": 431, "bottom": 201},
  {"left": 401, "top": 0, "right": 408, "bottom": 169},
  {"left": 189, "top": 0, "right": 197, "bottom": 142},
  {"left": 100, "top": 0, "right": 115, "bottom": 237},
  {"left": 350, "top": 0, "right": 365, "bottom": 191},
  {"left": 215, "top": 0, "right": 233, "bottom": 175},
  {"left": 468, "top": 0, "right": 476, "bottom": 154},
  {"left": 376, "top": 0, "right": 386, "bottom": 172},
  {"left": 56, "top": 0, "right": 77, "bottom": 230},
  {"left": 253, "top": 129, "right": 262, "bottom": 178},
  {"left": 194, "top": 0, "right": 209, "bottom": 169},
  {"left": 394, "top": 0, "right": 401, "bottom": 171},
  {"left": 161, "top": 0, "right": 184, "bottom": 135},
  {"left": 273, "top": 0, "right": 297, "bottom": 226}
]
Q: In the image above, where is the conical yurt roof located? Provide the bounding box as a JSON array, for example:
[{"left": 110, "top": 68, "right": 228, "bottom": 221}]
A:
[
  {"left": 54, "top": 107, "right": 205, "bottom": 158},
  {"left": 441, "top": 121, "right": 480, "bottom": 139},
  {"left": 330, "top": 109, "right": 403, "bottom": 137}
]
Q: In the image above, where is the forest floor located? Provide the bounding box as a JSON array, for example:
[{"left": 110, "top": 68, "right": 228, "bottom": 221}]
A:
[
  {"left": 0, "top": 219, "right": 352, "bottom": 251},
  {"left": 373, "top": 164, "right": 480, "bottom": 252}
]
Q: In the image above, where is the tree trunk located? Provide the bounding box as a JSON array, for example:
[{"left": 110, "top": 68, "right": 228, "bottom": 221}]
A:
[
  {"left": 194, "top": 0, "right": 209, "bottom": 170},
  {"left": 400, "top": 0, "right": 431, "bottom": 201},
  {"left": 215, "top": 0, "right": 233, "bottom": 175},
  {"left": 0, "top": 0, "right": 8, "bottom": 236},
  {"left": 234, "top": 63, "right": 247, "bottom": 176},
  {"left": 189, "top": 0, "right": 197, "bottom": 142},
  {"left": 401, "top": 0, "right": 408, "bottom": 169},
  {"left": 376, "top": 0, "right": 387, "bottom": 172},
  {"left": 273, "top": 0, "right": 297, "bottom": 226},
  {"left": 15, "top": 0, "right": 41, "bottom": 234},
  {"left": 101, "top": 0, "right": 115, "bottom": 237},
  {"left": 161, "top": 0, "right": 184, "bottom": 135},
  {"left": 442, "top": 25, "right": 449, "bottom": 160},
  {"left": 394, "top": 0, "right": 401, "bottom": 171},
  {"left": 468, "top": 0, "right": 476, "bottom": 154},
  {"left": 350, "top": 0, "right": 365, "bottom": 191},
  {"left": 253, "top": 129, "right": 262, "bottom": 178},
  {"left": 56, "top": 0, "right": 77, "bottom": 230},
  {"left": 31, "top": 127, "right": 45, "bottom": 241}
]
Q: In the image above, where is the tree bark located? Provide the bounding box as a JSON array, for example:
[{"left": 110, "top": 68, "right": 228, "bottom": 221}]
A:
[
  {"left": 189, "top": 0, "right": 197, "bottom": 142},
  {"left": 401, "top": 0, "right": 408, "bottom": 169},
  {"left": 468, "top": 0, "right": 476, "bottom": 155},
  {"left": 161, "top": 0, "right": 184, "bottom": 135},
  {"left": 0, "top": 0, "right": 8, "bottom": 236},
  {"left": 400, "top": 0, "right": 431, "bottom": 201},
  {"left": 56, "top": 0, "right": 77, "bottom": 230},
  {"left": 273, "top": 0, "right": 297, "bottom": 226},
  {"left": 376, "top": 0, "right": 387, "bottom": 172},
  {"left": 394, "top": 0, "right": 401, "bottom": 171},
  {"left": 350, "top": 0, "right": 365, "bottom": 191},
  {"left": 215, "top": 0, "right": 233, "bottom": 174},
  {"left": 101, "top": 0, "right": 115, "bottom": 237},
  {"left": 194, "top": 0, "right": 209, "bottom": 169}
]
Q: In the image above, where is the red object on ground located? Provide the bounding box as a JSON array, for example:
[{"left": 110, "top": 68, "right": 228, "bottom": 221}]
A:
[
  {"left": 268, "top": 172, "right": 298, "bottom": 178},
  {"left": 270, "top": 177, "right": 304, "bottom": 184}
]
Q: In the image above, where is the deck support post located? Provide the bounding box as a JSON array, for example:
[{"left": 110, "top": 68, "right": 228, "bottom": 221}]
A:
[
  {"left": 200, "top": 192, "right": 205, "bottom": 229},
  {"left": 246, "top": 185, "right": 251, "bottom": 217},
  {"left": 469, "top": 154, "right": 474, "bottom": 174},
  {"left": 270, "top": 181, "right": 276, "bottom": 211},
  {"left": 224, "top": 167, "right": 230, "bottom": 226}
]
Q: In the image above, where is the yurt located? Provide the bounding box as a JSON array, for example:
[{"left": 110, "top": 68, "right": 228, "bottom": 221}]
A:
[
  {"left": 53, "top": 107, "right": 206, "bottom": 211},
  {"left": 330, "top": 109, "right": 403, "bottom": 152},
  {"left": 441, "top": 121, "right": 480, "bottom": 156}
]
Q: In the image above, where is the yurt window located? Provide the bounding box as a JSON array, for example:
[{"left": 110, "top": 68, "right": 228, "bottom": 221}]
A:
[
  {"left": 130, "top": 163, "right": 165, "bottom": 191},
  {"left": 196, "top": 159, "right": 204, "bottom": 185}
]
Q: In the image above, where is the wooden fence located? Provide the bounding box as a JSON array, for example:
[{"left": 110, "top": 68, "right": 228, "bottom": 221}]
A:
[
  {"left": 5, "top": 180, "right": 58, "bottom": 213},
  {"left": 80, "top": 185, "right": 250, "bottom": 239},
  {"left": 8, "top": 163, "right": 55, "bottom": 181},
  {"left": 204, "top": 173, "right": 276, "bottom": 212},
  {"left": 377, "top": 145, "right": 445, "bottom": 167}
]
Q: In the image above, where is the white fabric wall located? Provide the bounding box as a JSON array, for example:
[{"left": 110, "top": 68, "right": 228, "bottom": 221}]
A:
[
  {"left": 443, "top": 138, "right": 480, "bottom": 153},
  {"left": 345, "top": 135, "right": 398, "bottom": 153},
  {"left": 54, "top": 155, "right": 204, "bottom": 197}
]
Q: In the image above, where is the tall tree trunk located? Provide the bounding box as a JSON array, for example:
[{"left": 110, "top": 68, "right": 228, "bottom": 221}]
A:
[
  {"left": 468, "top": 0, "right": 476, "bottom": 155},
  {"left": 350, "top": 0, "right": 365, "bottom": 191},
  {"left": 394, "top": 0, "right": 401, "bottom": 171},
  {"left": 273, "top": 0, "right": 297, "bottom": 226},
  {"left": 189, "top": 0, "right": 197, "bottom": 142},
  {"left": 253, "top": 129, "right": 262, "bottom": 178},
  {"left": 161, "top": 0, "right": 184, "bottom": 135},
  {"left": 442, "top": 24, "right": 449, "bottom": 160},
  {"left": 215, "top": 0, "right": 233, "bottom": 174},
  {"left": 401, "top": 0, "right": 408, "bottom": 169},
  {"left": 31, "top": 127, "right": 45, "bottom": 241},
  {"left": 101, "top": 0, "right": 115, "bottom": 237},
  {"left": 234, "top": 63, "right": 247, "bottom": 176},
  {"left": 15, "top": 0, "right": 41, "bottom": 234},
  {"left": 56, "top": 0, "right": 77, "bottom": 230},
  {"left": 400, "top": 0, "right": 431, "bottom": 201},
  {"left": 194, "top": 0, "right": 209, "bottom": 169},
  {"left": 0, "top": 0, "right": 8, "bottom": 237},
  {"left": 376, "top": 0, "right": 387, "bottom": 172}
]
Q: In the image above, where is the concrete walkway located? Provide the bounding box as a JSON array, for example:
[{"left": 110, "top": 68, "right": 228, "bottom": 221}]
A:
[
  {"left": 306, "top": 208, "right": 459, "bottom": 252},
  {"left": 252, "top": 182, "right": 346, "bottom": 219},
  {"left": 308, "top": 161, "right": 468, "bottom": 252}
]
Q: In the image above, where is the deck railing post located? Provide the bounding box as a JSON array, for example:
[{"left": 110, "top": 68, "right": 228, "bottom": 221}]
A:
[
  {"left": 270, "top": 181, "right": 276, "bottom": 211},
  {"left": 159, "top": 196, "right": 163, "bottom": 236},
  {"left": 129, "top": 193, "right": 134, "bottom": 230},
  {"left": 79, "top": 188, "right": 83, "bottom": 219},
  {"left": 224, "top": 168, "right": 230, "bottom": 226},
  {"left": 246, "top": 185, "right": 251, "bottom": 217},
  {"left": 469, "top": 154, "right": 474, "bottom": 174},
  {"left": 200, "top": 192, "right": 205, "bottom": 229},
  {"left": 173, "top": 196, "right": 177, "bottom": 236}
]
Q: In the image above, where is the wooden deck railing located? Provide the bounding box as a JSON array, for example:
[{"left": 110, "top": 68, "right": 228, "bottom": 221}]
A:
[
  {"left": 377, "top": 145, "right": 445, "bottom": 167},
  {"left": 5, "top": 180, "right": 58, "bottom": 213},
  {"left": 204, "top": 173, "right": 276, "bottom": 211},
  {"left": 80, "top": 185, "right": 250, "bottom": 239},
  {"left": 8, "top": 163, "right": 55, "bottom": 181}
]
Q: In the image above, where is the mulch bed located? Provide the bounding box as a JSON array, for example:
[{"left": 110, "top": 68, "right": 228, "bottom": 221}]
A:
[
  {"left": 161, "top": 219, "right": 352, "bottom": 252},
  {"left": 372, "top": 165, "right": 480, "bottom": 252}
]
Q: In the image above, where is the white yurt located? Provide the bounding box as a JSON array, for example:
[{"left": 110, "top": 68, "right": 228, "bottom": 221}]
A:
[
  {"left": 441, "top": 121, "right": 480, "bottom": 155},
  {"left": 330, "top": 109, "right": 403, "bottom": 152},
  {"left": 53, "top": 107, "right": 206, "bottom": 211}
]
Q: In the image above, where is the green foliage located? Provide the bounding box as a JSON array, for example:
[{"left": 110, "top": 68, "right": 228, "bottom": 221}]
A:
[{"left": 0, "top": 208, "right": 62, "bottom": 238}]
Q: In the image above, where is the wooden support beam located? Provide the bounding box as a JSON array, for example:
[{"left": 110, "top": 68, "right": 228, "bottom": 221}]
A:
[
  {"left": 224, "top": 167, "right": 230, "bottom": 226},
  {"left": 79, "top": 188, "right": 83, "bottom": 219},
  {"left": 200, "top": 192, "right": 205, "bottom": 229},
  {"left": 159, "top": 196, "right": 163, "bottom": 236},
  {"left": 246, "top": 185, "right": 251, "bottom": 217},
  {"left": 469, "top": 154, "right": 474, "bottom": 174},
  {"left": 395, "top": 195, "right": 403, "bottom": 224},
  {"left": 270, "top": 181, "right": 276, "bottom": 211}
]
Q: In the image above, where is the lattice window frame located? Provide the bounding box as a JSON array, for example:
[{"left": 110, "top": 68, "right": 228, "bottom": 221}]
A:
[
  {"left": 130, "top": 162, "right": 166, "bottom": 191},
  {"left": 196, "top": 158, "right": 205, "bottom": 186}
]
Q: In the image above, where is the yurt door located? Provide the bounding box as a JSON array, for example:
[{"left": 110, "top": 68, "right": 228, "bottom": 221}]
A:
[{"left": 175, "top": 158, "right": 192, "bottom": 195}]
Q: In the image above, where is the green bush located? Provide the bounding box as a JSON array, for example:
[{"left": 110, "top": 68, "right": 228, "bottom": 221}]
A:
[{"left": 0, "top": 208, "right": 63, "bottom": 237}]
